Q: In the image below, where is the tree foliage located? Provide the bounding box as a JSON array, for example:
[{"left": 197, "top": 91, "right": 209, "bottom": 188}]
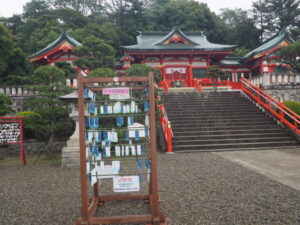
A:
[
  {"left": 0, "top": 94, "right": 13, "bottom": 116},
  {"left": 25, "top": 65, "right": 73, "bottom": 147},
  {"left": 221, "top": 8, "right": 261, "bottom": 49},
  {"left": 73, "top": 36, "right": 115, "bottom": 70},
  {"left": 126, "top": 64, "right": 161, "bottom": 82},
  {"left": 0, "top": 24, "right": 29, "bottom": 84},
  {"left": 89, "top": 68, "right": 117, "bottom": 77},
  {"left": 277, "top": 40, "right": 300, "bottom": 73},
  {"left": 252, "top": 0, "right": 300, "bottom": 40}
]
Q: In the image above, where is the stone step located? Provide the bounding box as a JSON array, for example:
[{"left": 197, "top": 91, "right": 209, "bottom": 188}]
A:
[
  {"left": 170, "top": 117, "right": 272, "bottom": 124},
  {"left": 173, "top": 141, "right": 299, "bottom": 151},
  {"left": 173, "top": 128, "right": 285, "bottom": 136},
  {"left": 173, "top": 124, "right": 282, "bottom": 132},
  {"left": 167, "top": 108, "right": 261, "bottom": 113},
  {"left": 173, "top": 132, "right": 290, "bottom": 141},
  {"left": 174, "top": 146, "right": 300, "bottom": 153},
  {"left": 173, "top": 136, "right": 295, "bottom": 145},
  {"left": 167, "top": 112, "right": 263, "bottom": 117},
  {"left": 172, "top": 121, "right": 275, "bottom": 128}
]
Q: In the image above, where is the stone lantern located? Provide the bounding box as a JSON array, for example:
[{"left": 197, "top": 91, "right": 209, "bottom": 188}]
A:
[{"left": 59, "top": 90, "right": 80, "bottom": 168}]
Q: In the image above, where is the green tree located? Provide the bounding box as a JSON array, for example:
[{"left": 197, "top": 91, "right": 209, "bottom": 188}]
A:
[
  {"left": 220, "top": 8, "right": 261, "bottom": 49},
  {"left": 55, "top": 61, "right": 77, "bottom": 77},
  {"left": 146, "top": 0, "right": 226, "bottom": 43},
  {"left": 89, "top": 68, "right": 116, "bottom": 77},
  {"left": 252, "top": 0, "right": 300, "bottom": 40},
  {"left": 22, "top": 0, "right": 51, "bottom": 20},
  {"left": 0, "top": 94, "right": 13, "bottom": 116},
  {"left": 48, "top": 0, "right": 105, "bottom": 15},
  {"left": 126, "top": 64, "right": 161, "bottom": 82},
  {"left": 73, "top": 36, "right": 116, "bottom": 70},
  {"left": 26, "top": 65, "right": 73, "bottom": 151},
  {"left": 231, "top": 47, "right": 249, "bottom": 57},
  {"left": 207, "top": 65, "right": 226, "bottom": 91},
  {"left": 277, "top": 40, "right": 300, "bottom": 73},
  {"left": 0, "top": 24, "right": 29, "bottom": 84}
]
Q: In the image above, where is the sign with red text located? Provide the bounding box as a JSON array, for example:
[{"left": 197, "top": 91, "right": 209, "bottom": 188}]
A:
[{"left": 113, "top": 176, "right": 140, "bottom": 192}]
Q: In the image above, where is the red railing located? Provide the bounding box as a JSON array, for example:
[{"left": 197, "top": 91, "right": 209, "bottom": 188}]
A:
[
  {"left": 159, "top": 79, "right": 169, "bottom": 93},
  {"left": 157, "top": 104, "right": 173, "bottom": 153},
  {"left": 241, "top": 77, "right": 300, "bottom": 135},
  {"left": 193, "top": 79, "right": 242, "bottom": 91}
]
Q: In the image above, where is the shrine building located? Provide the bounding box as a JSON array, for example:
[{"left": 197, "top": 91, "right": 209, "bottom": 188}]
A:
[
  {"left": 121, "top": 27, "right": 294, "bottom": 87},
  {"left": 28, "top": 28, "right": 295, "bottom": 88},
  {"left": 28, "top": 31, "right": 81, "bottom": 65}
]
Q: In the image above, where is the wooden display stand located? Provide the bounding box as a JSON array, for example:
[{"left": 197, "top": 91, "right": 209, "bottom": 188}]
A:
[{"left": 74, "top": 73, "right": 167, "bottom": 225}]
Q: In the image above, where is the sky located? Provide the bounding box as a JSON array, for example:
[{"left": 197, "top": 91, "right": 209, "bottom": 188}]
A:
[{"left": 0, "top": 0, "right": 254, "bottom": 18}]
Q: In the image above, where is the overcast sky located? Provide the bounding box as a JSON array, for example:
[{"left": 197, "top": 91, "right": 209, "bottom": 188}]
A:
[{"left": 0, "top": 0, "right": 254, "bottom": 18}]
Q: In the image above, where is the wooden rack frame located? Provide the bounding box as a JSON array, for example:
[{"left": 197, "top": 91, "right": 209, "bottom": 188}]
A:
[{"left": 74, "top": 73, "right": 167, "bottom": 225}]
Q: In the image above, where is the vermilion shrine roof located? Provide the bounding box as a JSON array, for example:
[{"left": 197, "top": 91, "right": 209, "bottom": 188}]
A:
[
  {"left": 122, "top": 27, "right": 235, "bottom": 52},
  {"left": 242, "top": 30, "right": 294, "bottom": 62},
  {"left": 28, "top": 31, "right": 81, "bottom": 64}
]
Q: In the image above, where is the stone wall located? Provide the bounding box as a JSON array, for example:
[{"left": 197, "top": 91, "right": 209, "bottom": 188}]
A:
[
  {"left": 263, "top": 84, "right": 300, "bottom": 102},
  {"left": 7, "top": 139, "right": 67, "bottom": 155}
]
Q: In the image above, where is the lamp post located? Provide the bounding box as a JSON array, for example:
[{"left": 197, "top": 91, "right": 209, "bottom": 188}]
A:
[{"left": 59, "top": 91, "right": 80, "bottom": 168}]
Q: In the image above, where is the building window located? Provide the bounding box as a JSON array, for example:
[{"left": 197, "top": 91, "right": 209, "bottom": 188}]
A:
[{"left": 193, "top": 68, "right": 207, "bottom": 78}]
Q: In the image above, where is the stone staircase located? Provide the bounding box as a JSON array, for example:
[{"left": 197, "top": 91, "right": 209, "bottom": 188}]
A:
[{"left": 161, "top": 91, "right": 299, "bottom": 152}]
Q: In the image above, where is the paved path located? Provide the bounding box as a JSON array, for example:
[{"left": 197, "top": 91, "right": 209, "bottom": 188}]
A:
[{"left": 215, "top": 148, "right": 300, "bottom": 191}]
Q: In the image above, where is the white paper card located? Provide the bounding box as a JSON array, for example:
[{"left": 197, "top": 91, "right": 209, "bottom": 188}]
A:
[{"left": 113, "top": 176, "right": 140, "bottom": 192}]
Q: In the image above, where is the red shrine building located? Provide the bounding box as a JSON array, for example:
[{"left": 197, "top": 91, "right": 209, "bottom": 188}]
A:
[
  {"left": 28, "top": 31, "right": 81, "bottom": 65},
  {"left": 121, "top": 27, "right": 294, "bottom": 87},
  {"left": 29, "top": 28, "right": 295, "bottom": 88}
]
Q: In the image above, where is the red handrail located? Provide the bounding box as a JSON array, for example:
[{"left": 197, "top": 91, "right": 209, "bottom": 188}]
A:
[
  {"left": 157, "top": 104, "right": 173, "bottom": 153},
  {"left": 241, "top": 77, "right": 300, "bottom": 135},
  {"left": 160, "top": 79, "right": 169, "bottom": 93}
]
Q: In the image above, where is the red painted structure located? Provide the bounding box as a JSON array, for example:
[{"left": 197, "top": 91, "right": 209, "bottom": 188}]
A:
[
  {"left": 28, "top": 31, "right": 81, "bottom": 65},
  {"left": 121, "top": 28, "right": 294, "bottom": 88},
  {"left": 0, "top": 116, "right": 26, "bottom": 164},
  {"left": 241, "top": 77, "right": 300, "bottom": 135}
]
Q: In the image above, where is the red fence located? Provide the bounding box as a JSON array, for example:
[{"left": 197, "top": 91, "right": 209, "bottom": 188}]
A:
[
  {"left": 241, "top": 77, "right": 300, "bottom": 135},
  {"left": 157, "top": 104, "right": 173, "bottom": 153},
  {"left": 0, "top": 116, "right": 26, "bottom": 164},
  {"left": 193, "top": 79, "right": 242, "bottom": 91}
]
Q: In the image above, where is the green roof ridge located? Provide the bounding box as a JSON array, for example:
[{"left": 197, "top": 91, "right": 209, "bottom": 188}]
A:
[
  {"left": 154, "top": 27, "right": 199, "bottom": 45},
  {"left": 28, "top": 31, "right": 82, "bottom": 59},
  {"left": 242, "top": 30, "right": 294, "bottom": 61}
]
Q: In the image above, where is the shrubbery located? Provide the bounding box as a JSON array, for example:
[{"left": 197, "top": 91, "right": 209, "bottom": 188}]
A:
[
  {"left": 16, "top": 111, "right": 42, "bottom": 139},
  {"left": 284, "top": 101, "right": 300, "bottom": 116}
]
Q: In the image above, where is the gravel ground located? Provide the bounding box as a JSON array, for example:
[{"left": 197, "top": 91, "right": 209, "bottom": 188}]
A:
[{"left": 1, "top": 152, "right": 300, "bottom": 225}]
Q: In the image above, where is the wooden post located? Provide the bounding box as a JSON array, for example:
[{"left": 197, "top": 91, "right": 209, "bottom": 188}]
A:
[
  {"left": 19, "top": 118, "right": 26, "bottom": 165},
  {"left": 77, "top": 73, "right": 89, "bottom": 221},
  {"left": 148, "top": 72, "right": 160, "bottom": 223}
]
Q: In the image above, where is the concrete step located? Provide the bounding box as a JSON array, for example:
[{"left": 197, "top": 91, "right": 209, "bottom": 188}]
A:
[
  {"left": 170, "top": 117, "right": 273, "bottom": 124},
  {"left": 172, "top": 121, "right": 275, "bottom": 128},
  {"left": 173, "top": 128, "right": 285, "bottom": 136},
  {"left": 173, "top": 132, "right": 290, "bottom": 141},
  {"left": 173, "top": 141, "right": 299, "bottom": 151},
  {"left": 173, "top": 124, "right": 282, "bottom": 132},
  {"left": 173, "top": 136, "right": 295, "bottom": 145}
]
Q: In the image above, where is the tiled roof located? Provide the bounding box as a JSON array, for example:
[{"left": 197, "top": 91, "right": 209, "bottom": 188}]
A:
[
  {"left": 219, "top": 57, "right": 243, "bottom": 65},
  {"left": 122, "top": 27, "right": 235, "bottom": 52},
  {"left": 28, "top": 31, "right": 81, "bottom": 59},
  {"left": 242, "top": 30, "right": 294, "bottom": 61}
]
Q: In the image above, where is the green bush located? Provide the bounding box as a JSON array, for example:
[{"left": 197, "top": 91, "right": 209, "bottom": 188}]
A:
[
  {"left": 284, "top": 101, "right": 300, "bottom": 116},
  {"left": 0, "top": 94, "right": 13, "bottom": 116},
  {"left": 16, "top": 111, "right": 42, "bottom": 139}
]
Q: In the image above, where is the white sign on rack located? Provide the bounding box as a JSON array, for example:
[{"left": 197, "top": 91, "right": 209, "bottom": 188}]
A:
[
  {"left": 0, "top": 123, "right": 20, "bottom": 144},
  {"left": 113, "top": 176, "right": 140, "bottom": 192}
]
